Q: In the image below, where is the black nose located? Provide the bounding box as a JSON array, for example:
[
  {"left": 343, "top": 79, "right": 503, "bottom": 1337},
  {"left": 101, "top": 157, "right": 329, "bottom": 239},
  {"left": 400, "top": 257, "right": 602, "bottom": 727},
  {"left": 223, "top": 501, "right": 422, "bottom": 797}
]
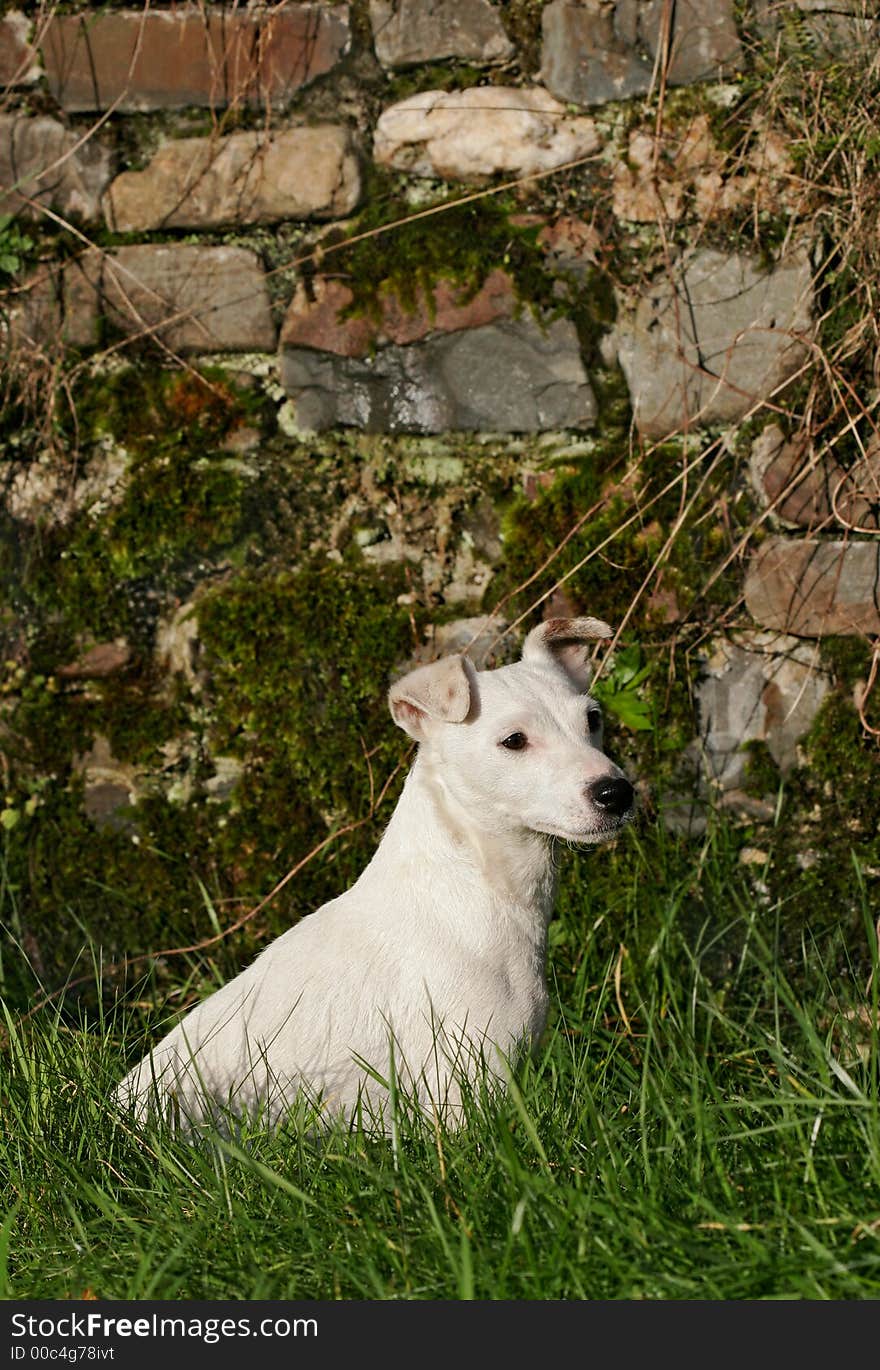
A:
[{"left": 588, "top": 777, "right": 634, "bottom": 817}]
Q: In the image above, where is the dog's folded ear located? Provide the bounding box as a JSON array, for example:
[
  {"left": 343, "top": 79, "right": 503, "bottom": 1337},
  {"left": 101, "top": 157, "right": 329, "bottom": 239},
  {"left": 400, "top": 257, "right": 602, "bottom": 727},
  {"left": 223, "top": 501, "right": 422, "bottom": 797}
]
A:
[
  {"left": 521, "top": 616, "right": 613, "bottom": 691},
  {"left": 389, "top": 655, "right": 476, "bottom": 740}
]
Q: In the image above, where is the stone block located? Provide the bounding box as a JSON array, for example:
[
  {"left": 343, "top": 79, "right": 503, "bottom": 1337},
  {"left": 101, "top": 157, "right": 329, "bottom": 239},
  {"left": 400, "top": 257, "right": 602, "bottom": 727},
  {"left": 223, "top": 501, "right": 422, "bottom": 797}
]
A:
[
  {"left": 104, "top": 127, "right": 361, "bottom": 231},
  {"left": 0, "top": 11, "right": 40, "bottom": 87},
  {"left": 615, "top": 247, "right": 813, "bottom": 438},
  {"left": 370, "top": 0, "right": 513, "bottom": 68},
  {"left": 754, "top": 0, "right": 879, "bottom": 62},
  {"left": 750, "top": 424, "right": 880, "bottom": 532},
  {"left": 281, "top": 314, "right": 596, "bottom": 432},
  {"left": 745, "top": 536, "right": 880, "bottom": 637},
  {"left": 0, "top": 115, "right": 112, "bottom": 222},
  {"left": 541, "top": 0, "right": 743, "bottom": 107},
  {"left": 374, "top": 86, "right": 601, "bottom": 181},
  {"left": 70, "top": 245, "right": 276, "bottom": 353},
  {"left": 280, "top": 269, "right": 515, "bottom": 357},
  {"left": 696, "top": 631, "right": 829, "bottom": 786},
  {"left": 41, "top": 5, "right": 351, "bottom": 112}
]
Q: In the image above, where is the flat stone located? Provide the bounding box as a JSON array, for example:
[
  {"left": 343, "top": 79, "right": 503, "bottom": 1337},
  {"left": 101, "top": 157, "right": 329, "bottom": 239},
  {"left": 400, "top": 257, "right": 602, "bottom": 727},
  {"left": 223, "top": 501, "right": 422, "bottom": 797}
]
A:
[
  {"left": 541, "top": 0, "right": 743, "bottom": 107},
  {"left": 62, "top": 255, "right": 105, "bottom": 349},
  {"left": 750, "top": 424, "right": 880, "bottom": 532},
  {"left": 541, "top": 0, "right": 655, "bottom": 105},
  {"left": 280, "top": 269, "right": 515, "bottom": 358},
  {"left": 281, "top": 314, "right": 596, "bottom": 432},
  {"left": 204, "top": 755, "right": 244, "bottom": 801},
  {"left": 103, "top": 127, "right": 361, "bottom": 232},
  {"left": 0, "top": 12, "right": 40, "bottom": 86},
  {"left": 222, "top": 425, "right": 262, "bottom": 455},
  {"left": 75, "top": 734, "right": 139, "bottom": 832},
  {"left": 156, "top": 600, "right": 202, "bottom": 689},
  {"left": 58, "top": 639, "right": 131, "bottom": 680},
  {"left": 6, "top": 258, "right": 106, "bottom": 353},
  {"left": 370, "top": 0, "right": 513, "bottom": 68},
  {"left": 640, "top": 0, "right": 743, "bottom": 86},
  {"left": 408, "top": 616, "right": 516, "bottom": 671},
  {"left": 83, "top": 782, "right": 136, "bottom": 832},
  {"left": 696, "top": 631, "right": 829, "bottom": 786},
  {"left": 615, "top": 247, "right": 813, "bottom": 438},
  {"left": 374, "top": 86, "right": 601, "bottom": 181},
  {"left": 71, "top": 245, "right": 276, "bottom": 353},
  {"left": 0, "top": 115, "right": 113, "bottom": 222},
  {"left": 41, "top": 6, "right": 351, "bottom": 112},
  {"left": 754, "top": 0, "right": 879, "bottom": 61},
  {"left": 281, "top": 278, "right": 375, "bottom": 359},
  {"left": 745, "top": 536, "right": 880, "bottom": 637}
]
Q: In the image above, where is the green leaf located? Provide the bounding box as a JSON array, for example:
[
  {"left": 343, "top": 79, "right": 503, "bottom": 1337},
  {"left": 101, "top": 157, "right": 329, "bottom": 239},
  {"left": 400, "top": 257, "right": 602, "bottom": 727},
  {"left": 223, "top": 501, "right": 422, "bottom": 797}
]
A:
[{"left": 604, "top": 691, "right": 654, "bottom": 731}]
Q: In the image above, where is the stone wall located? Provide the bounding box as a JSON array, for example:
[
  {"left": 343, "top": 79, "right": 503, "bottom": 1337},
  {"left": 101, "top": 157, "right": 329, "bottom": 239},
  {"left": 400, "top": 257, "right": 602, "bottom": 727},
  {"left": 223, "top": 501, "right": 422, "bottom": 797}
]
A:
[{"left": 0, "top": 1, "right": 878, "bottom": 990}]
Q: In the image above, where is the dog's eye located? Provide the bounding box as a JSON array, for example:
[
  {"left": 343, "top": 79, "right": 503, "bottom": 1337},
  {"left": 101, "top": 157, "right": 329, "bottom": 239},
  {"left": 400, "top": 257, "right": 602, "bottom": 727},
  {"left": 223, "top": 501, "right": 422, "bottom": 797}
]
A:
[
  {"left": 500, "top": 732, "right": 528, "bottom": 751},
  {"left": 587, "top": 709, "right": 602, "bottom": 735}
]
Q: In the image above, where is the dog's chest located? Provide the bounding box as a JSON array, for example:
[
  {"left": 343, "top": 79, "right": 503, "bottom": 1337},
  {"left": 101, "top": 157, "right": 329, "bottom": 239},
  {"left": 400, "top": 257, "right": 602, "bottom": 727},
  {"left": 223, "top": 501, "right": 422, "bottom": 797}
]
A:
[{"left": 409, "top": 902, "right": 550, "bottom": 1048}]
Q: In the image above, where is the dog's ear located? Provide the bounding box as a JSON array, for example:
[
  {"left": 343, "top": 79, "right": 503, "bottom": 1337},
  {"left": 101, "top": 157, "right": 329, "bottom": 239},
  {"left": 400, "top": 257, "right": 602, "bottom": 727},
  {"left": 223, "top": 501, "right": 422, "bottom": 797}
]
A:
[
  {"left": 389, "top": 655, "right": 476, "bottom": 741},
  {"left": 521, "top": 616, "right": 612, "bottom": 691}
]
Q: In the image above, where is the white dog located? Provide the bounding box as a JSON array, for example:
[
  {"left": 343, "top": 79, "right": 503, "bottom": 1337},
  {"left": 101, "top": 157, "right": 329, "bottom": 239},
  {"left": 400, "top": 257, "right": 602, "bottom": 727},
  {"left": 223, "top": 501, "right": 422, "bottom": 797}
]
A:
[{"left": 116, "top": 616, "right": 634, "bottom": 1132}]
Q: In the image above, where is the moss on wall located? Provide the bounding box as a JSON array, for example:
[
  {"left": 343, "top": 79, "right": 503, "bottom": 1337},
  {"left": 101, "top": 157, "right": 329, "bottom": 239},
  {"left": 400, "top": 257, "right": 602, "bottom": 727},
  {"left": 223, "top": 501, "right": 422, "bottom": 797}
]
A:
[
  {"left": 1, "top": 356, "right": 549, "bottom": 1007},
  {"left": 0, "top": 547, "right": 424, "bottom": 1005},
  {"left": 1, "top": 7, "right": 878, "bottom": 1023}
]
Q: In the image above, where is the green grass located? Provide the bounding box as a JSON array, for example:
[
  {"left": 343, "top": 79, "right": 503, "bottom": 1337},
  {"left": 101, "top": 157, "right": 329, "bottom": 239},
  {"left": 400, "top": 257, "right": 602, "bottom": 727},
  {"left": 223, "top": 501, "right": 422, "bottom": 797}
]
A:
[{"left": 1, "top": 820, "right": 878, "bottom": 1301}]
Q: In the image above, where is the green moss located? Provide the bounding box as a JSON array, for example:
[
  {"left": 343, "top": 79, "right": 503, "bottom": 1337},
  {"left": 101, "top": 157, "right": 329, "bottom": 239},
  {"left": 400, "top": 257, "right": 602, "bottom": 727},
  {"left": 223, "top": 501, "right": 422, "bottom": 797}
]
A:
[
  {"left": 386, "top": 64, "right": 485, "bottom": 104},
  {"left": 487, "top": 435, "right": 753, "bottom": 792},
  {"left": 723, "top": 688, "right": 880, "bottom": 968},
  {"left": 0, "top": 552, "right": 428, "bottom": 1009},
  {"left": 8, "top": 368, "right": 262, "bottom": 661},
  {"left": 193, "top": 553, "right": 424, "bottom": 908},
  {"left": 803, "top": 693, "right": 880, "bottom": 827},
  {"left": 200, "top": 556, "right": 417, "bottom": 805},
  {"left": 492, "top": 440, "right": 741, "bottom": 635},
  {"left": 334, "top": 179, "right": 620, "bottom": 377},
  {"left": 740, "top": 740, "right": 780, "bottom": 798},
  {"left": 497, "top": 0, "right": 551, "bottom": 75},
  {"left": 335, "top": 174, "right": 558, "bottom": 323},
  {"left": 820, "top": 637, "right": 878, "bottom": 693}
]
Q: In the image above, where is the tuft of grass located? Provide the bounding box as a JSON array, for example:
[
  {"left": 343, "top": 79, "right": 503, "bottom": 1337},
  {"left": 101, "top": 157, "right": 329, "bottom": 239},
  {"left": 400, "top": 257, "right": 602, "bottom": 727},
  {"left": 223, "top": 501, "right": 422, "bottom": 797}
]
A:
[{"left": 1, "top": 817, "right": 878, "bottom": 1300}]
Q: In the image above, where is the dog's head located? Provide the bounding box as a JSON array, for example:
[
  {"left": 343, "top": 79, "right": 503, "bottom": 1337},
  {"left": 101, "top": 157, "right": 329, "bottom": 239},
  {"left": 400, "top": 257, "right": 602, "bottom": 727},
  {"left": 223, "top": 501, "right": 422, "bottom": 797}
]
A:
[{"left": 389, "top": 617, "right": 635, "bottom": 844}]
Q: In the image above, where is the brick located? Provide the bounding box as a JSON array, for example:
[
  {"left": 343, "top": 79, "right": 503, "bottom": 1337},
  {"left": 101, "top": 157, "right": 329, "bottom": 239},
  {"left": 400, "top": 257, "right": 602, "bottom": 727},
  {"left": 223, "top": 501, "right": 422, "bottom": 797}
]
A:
[{"left": 41, "top": 5, "right": 351, "bottom": 112}]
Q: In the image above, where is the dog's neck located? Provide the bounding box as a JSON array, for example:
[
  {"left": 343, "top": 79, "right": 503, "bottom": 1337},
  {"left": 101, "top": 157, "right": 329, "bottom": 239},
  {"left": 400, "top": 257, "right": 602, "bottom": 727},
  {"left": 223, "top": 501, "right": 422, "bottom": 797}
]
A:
[{"left": 358, "top": 751, "right": 557, "bottom": 946}]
